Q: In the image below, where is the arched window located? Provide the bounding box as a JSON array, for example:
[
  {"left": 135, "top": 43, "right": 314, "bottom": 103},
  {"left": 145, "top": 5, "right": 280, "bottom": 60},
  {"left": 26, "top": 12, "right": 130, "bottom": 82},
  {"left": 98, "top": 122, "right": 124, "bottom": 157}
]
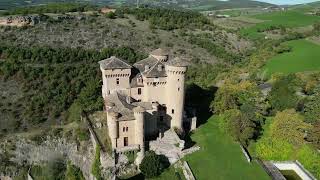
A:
[
  {"left": 126, "top": 127, "right": 128, "bottom": 132},
  {"left": 123, "top": 127, "right": 125, "bottom": 132}
]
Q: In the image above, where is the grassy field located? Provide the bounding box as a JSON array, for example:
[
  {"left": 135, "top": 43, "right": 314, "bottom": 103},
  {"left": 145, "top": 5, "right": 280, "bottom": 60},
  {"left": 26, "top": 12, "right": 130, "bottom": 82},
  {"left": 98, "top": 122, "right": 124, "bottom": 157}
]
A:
[
  {"left": 241, "top": 10, "right": 320, "bottom": 40},
  {"left": 184, "top": 116, "right": 270, "bottom": 180},
  {"left": 264, "top": 39, "right": 320, "bottom": 76}
]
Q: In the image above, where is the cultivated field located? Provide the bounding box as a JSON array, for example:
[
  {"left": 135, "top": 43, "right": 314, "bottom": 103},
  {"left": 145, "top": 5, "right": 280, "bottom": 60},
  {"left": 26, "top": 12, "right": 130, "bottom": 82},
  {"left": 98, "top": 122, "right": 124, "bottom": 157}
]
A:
[
  {"left": 264, "top": 39, "right": 320, "bottom": 76},
  {"left": 241, "top": 10, "right": 320, "bottom": 40}
]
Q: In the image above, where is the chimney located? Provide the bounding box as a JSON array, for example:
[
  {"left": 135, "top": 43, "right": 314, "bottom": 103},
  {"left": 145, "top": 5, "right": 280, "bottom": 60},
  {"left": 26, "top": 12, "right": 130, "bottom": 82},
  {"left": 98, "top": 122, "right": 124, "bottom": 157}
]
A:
[
  {"left": 126, "top": 96, "right": 131, "bottom": 104},
  {"left": 145, "top": 65, "right": 150, "bottom": 71}
]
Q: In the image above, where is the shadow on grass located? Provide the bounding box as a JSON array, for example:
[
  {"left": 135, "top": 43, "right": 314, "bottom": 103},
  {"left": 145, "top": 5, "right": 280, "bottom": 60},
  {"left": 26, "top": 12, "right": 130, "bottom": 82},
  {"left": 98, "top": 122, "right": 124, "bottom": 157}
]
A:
[{"left": 185, "top": 83, "right": 217, "bottom": 127}]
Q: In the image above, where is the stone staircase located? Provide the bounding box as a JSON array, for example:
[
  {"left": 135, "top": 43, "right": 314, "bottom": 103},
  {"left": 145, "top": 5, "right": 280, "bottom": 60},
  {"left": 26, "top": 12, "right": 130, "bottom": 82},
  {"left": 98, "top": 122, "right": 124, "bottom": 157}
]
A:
[{"left": 149, "top": 129, "right": 184, "bottom": 164}]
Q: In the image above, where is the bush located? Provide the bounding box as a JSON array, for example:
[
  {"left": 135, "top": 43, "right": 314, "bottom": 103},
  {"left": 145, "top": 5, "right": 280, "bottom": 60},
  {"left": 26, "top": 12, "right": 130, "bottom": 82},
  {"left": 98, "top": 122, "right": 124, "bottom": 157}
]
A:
[
  {"left": 91, "top": 145, "right": 102, "bottom": 180},
  {"left": 65, "top": 162, "right": 85, "bottom": 180},
  {"left": 139, "top": 151, "right": 168, "bottom": 178}
]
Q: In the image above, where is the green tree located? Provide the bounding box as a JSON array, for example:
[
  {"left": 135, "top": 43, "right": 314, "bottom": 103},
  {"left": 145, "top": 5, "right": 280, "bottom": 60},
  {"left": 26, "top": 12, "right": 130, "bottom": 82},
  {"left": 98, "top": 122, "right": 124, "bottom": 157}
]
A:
[
  {"left": 77, "top": 79, "right": 103, "bottom": 113},
  {"left": 220, "top": 109, "right": 256, "bottom": 146},
  {"left": 140, "top": 151, "right": 166, "bottom": 178},
  {"left": 306, "top": 122, "right": 320, "bottom": 149},
  {"left": 268, "top": 75, "right": 300, "bottom": 113},
  {"left": 304, "top": 90, "right": 320, "bottom": 123},
  {"left": 270, "top": 109, "right": 312, "bottom": 147}
]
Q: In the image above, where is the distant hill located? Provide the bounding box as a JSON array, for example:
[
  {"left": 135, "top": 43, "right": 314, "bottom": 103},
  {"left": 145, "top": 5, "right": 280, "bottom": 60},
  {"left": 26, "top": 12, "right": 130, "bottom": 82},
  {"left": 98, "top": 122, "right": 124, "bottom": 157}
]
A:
[{"left": 0, "top": 0, "right": 274, "bottom": 10}]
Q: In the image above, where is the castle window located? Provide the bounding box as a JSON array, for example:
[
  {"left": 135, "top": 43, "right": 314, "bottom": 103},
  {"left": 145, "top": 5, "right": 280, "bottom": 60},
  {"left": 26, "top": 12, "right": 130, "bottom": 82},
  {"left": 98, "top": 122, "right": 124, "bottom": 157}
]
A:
[
  {"left": 178, "top": 79, "right": 180, "bottom": 81},
  {"left": 172, "top": 109, "right": 174, "bottom": 114},
  {"left": 116, "top": 78, "right": 119, "bottom": 85},
  {"left": 178, "top": 88, "right": 180, "bottom": 91},
  {"left": 126, "top": 127, "right": 128, "bottom": 132},
  {"left": 138, "top": 88, "right": 142, "bottom": 95},
  {"left": 123, "top": 127, "right": 125, "bottom": 132}
]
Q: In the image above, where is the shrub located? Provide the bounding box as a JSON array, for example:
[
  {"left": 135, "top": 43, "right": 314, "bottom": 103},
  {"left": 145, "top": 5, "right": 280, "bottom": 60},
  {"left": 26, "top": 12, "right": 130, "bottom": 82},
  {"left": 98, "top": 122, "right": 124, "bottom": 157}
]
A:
[
  {"left": 65, "top": 162, "right": 85, "bottom": 180},
  {"left": 139, "top": 151, "right": 168, "bottom": 178},
  {"left": 91, "top": 145, "right": 102, "bottom": 180}
]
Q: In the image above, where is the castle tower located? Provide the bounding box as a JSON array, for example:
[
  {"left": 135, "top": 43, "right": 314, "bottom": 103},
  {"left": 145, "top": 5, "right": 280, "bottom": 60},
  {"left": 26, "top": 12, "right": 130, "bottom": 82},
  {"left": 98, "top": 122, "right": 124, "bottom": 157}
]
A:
[
  {"left": 133, "top": 106, "right": 145, "bottom": 154},
  {"left": 99, "top": 56, "right": 132, "bottom": 98},
  {"left": 107, "top": 111, "right": 119, "bottom": 149},
  {"left": 150, "top": 48, "right": 168, "bottom": 62},
  {"left": 165, "top": 57, "right": 187, "bottom": 130}
]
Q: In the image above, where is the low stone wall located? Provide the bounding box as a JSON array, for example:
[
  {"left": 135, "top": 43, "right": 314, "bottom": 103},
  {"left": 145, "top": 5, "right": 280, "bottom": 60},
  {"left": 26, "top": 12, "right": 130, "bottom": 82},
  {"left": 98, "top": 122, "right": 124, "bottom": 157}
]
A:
[
  {"left": 239, "top": 144, "right": 251, "bottom": 163},
  {"left": 272, "top": 161, "right": 317, "bottom": 180},
  {"left": 182, "top": 161, "right": 196, "bottom": 180}
]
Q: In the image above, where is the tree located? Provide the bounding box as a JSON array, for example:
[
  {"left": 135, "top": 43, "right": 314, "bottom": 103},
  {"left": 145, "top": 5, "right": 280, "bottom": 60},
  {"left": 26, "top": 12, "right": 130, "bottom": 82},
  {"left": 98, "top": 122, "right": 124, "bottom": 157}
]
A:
[
  {"left": 77, "top": 79, "right": 103, "bottom": 113},
  {"left": 139, "top": 151, "right": 167, "bottom": 178},
  {"left": 270, "top": 109, "right": 312, "bottom": 147},
  {"left": 212, "top": 81, "right": 267, "bottom": 116},
  {"left": 313, "top": 21, "right": 320, "bottom": 32},
  {"left": 220, "top": 109, "right": 256, "bottom": 146},
  {"left": 304, "top": 90, "right": 320, "bottom": 123},
  {"left": 268, "top": 75, "right": 300, "bottom": 113},
  {"left": 306, "top": 122, "right": 320, "bottom": 149},
  {"left": 106, "top": 12, "right": 116, "bottom": 19}
]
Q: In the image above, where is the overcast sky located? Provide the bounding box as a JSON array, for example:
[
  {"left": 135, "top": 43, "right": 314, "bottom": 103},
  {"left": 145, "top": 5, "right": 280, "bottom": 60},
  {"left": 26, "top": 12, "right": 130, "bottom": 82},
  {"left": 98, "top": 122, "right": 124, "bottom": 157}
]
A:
[{"left": 254, "top": 0, "right": 320, "bottom": 5}]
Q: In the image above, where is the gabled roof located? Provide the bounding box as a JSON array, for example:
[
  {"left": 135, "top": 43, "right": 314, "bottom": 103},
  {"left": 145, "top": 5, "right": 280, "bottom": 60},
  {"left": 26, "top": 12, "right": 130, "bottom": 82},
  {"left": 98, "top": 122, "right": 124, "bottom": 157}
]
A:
[
  {"left": 133, "top": 56, "right": 158, "bottom": 72},
  {"left": 99, "top": 56, "right": 132, "bottom": 70},
  {"left": 150, "top": 48, "right": 168, "bottom": 56},
  {"left": 144, "top": 61, "right": 167, "bottom": 78}
]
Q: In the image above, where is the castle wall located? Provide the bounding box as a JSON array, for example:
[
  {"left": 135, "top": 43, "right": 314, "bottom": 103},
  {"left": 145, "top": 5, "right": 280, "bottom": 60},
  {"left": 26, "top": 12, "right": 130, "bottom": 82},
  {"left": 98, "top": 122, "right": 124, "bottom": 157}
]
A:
[
  {"left": 142, "top": 77, "right": 167, "bottom": 104},
  {"left": 101, "top": 68, "right": 131, "bottom": 98},
  {"left": 130, "top": 87, "right": 143, "bottom": 101},
  {"left": 117, "top": 120, "right": 136, "bottom": 148}
]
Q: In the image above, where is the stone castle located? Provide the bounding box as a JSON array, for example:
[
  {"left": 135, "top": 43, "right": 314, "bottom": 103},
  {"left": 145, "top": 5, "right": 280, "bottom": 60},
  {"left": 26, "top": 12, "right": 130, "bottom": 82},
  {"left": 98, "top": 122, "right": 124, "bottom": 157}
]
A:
[{"left": 99, "top": 48, "right": 196, "bottom": 160}]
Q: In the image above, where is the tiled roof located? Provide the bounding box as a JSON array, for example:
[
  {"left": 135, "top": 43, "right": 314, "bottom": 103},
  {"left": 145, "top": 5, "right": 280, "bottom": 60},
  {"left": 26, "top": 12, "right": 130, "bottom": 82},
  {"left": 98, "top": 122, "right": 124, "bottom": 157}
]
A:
[
  {"left": 150, "top": 48, "right": 168, "bottom": 56},
  {"left": 143, "top": 61, "right": 167, "bottom": 78},
  {"left": 133, "top": 56, "right": 158, "bottom": 72},
  {"left": 105, "top": 92, "right": 152, "bottom": 121},
  {"left": 165, "top": 57, "right": 188, "bottom": 67},
  {"left": 99, "top": 56, "right": 132, "bottom": 70}
]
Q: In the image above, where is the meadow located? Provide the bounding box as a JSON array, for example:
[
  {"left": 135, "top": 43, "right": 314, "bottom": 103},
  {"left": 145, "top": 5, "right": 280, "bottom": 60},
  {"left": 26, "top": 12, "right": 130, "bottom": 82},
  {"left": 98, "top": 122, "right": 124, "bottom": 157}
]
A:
[
  {"left": 264, "top": 39, "right": 320, "bottom": 76},
  {"left": 184, "top": 116, "right": 270, "bottom": 180},
  {"left": 241, "top": 10, "right": 320, "bottom": 40}
]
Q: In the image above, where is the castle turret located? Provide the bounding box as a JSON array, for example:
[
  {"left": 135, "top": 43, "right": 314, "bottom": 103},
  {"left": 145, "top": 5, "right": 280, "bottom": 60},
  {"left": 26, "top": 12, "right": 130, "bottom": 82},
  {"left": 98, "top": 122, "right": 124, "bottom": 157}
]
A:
[
  {"left": 133, "top": 106, "right": 145, "bottom": 154},
  {"left": 107, "top": 111, "right": 119, "bottom": 149},
  {"left": 150, "top": 48, "right": 168, "bottom": 62},
  {"left": 165, "top": 57, "right": 188, "bottom": 130}
]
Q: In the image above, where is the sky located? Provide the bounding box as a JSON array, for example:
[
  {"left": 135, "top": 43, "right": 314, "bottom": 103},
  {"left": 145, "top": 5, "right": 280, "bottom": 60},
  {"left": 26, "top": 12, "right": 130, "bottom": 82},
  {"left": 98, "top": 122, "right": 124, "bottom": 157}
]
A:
[{"left": 254, "top": 0, "right": 320, "bottom": 5}]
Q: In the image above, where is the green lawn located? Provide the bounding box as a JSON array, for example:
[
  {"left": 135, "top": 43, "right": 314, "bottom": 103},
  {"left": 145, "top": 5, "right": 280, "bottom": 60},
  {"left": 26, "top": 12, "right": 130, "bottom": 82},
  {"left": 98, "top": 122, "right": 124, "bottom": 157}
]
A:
[
  {"left": 184, "top": 116, "right": 270, "bottom": 180},
  {"left": 241, "top": 10, "right": 320, "bottom": 40},
  {"left": 264, "top": 39, "right": 320, "bottom": 76}
]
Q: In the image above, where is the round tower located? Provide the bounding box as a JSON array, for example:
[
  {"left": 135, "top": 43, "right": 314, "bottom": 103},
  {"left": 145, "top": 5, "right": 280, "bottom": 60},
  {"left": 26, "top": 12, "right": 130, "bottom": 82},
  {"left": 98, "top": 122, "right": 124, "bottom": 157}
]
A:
[
  {"left": 165, "top": 57, "right": 187, "bottom": 130},
  {"left": 150, "top": 48, "right": 168, "bottom": 62},
  {"left": 107, "top": 111, "right": 119, "bottom": 149},
  {"left": 133, "top": 106, "right": 145, "bottom": 154}
]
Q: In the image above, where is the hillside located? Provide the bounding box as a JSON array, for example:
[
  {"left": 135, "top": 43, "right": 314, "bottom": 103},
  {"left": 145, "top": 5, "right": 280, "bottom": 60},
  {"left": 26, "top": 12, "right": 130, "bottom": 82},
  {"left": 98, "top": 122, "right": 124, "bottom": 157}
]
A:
[
  {"left": 1, "top": 2, "right": 320, "bottom": 180},
  {"left": 0, "top": 0, "right": 273, "bottom": 10}
]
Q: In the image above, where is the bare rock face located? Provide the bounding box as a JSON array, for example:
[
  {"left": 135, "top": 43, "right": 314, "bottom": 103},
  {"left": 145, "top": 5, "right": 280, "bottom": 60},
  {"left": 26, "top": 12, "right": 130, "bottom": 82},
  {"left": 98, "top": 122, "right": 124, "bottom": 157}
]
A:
[
  {"left": 0, "top": 15, "right": 40, "bottom": 27},
  {"left": 10, "top": 137, "right": 94, "bottom": 179}
]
